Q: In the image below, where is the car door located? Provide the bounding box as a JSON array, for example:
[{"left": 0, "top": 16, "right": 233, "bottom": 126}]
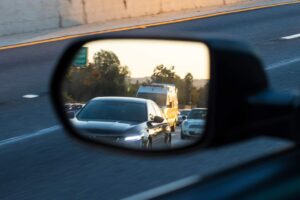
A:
[
  {"left": 147, "top": 101, "right": 165, "bottom": 145},
  {"left": 151, "top": 101, "right": 170, "bottom": 144}
]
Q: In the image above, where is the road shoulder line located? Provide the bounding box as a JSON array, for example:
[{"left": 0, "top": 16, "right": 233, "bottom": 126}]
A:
[
  {"left": 122, "top": 175, "right": 201, "bottom": 200},
  {"left": 0, "top": 125, "right": 61, "bottom": 147},
  {"left": 0, "top": 0, "right": 299, "bottom": 51}
]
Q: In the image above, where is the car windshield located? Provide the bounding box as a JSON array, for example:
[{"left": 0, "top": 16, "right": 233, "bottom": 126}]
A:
[
  {"left": 137, "top": 93, "right": 167, "bottom": 107},
  {"left": 188, "top": 109, "right": 206, "bottom": 120},
  {"left": 77, "top": 100, "right": 147, "bottom": 123},
  {"left": 180, "top": 110, "right": 190, "bottom": 116}
]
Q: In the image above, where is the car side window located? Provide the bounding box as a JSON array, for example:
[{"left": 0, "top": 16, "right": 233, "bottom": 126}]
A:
[{"left": 147, "top": 102, "right": 156, "bottom": 120}]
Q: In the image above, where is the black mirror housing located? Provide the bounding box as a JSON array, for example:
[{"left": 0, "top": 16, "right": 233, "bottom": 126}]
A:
[
  {"left": 147, "top": 116, "right": 165, "bottom": 127},
  {"left": 203, "top": 39, "right": 269, "bottom": 147},
  {"left": 154, "top": 116, "right": 164, "bottom": 123}
]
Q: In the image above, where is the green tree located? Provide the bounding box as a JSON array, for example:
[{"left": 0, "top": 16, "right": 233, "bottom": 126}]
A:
[
  {"left": 94, "top": 50, "right": 120, "bottom": 72},
  {"left": 151, "top": 65, "right": 179, "bottom": 84},
  {"left": 63, "top": 50, "right": 130, "bottom": 102},
  {"left": 184, "top": 73, "right": 193, "bottom": 105},
  {"left": 127, "top": 80, "right": 140, "bottom": 97},
  {"left": 92, "top": 50, "right": 129, "bottom": 96},
  {"left": 150, "top": 65, "right": 194, "bottom": 107},
  {"left": 197, "top": 82, "right": 209, "bottom": 107}
]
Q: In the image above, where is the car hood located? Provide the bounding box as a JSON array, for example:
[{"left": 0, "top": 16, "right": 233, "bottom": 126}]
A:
[{"left": 71, "top": 118, "right": 145, "bottom": 136}]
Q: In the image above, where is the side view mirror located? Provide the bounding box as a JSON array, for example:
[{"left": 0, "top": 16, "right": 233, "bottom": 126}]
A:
[
  {"left": 50, "top": 31, "right": 300, "bottom": 155},
  {"left": 147, "top": 116, "right": 165, "bottom": 127},
  {"left": 153, "top": 116, "right": 164, "bottom": 123},
  {"left": 182, "top": 116, "right": 187, "bottom": 120}
]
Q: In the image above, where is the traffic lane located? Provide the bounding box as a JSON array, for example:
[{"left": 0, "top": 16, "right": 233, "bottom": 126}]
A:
[
  {"left": 0, "top": 40, "right": 71, "bottom": 103},
  {"left": 0, "top": 94, "right": 58, "bottom": 141},
  {"left": 255, "top": 37, "right": 300, "bottom": 71},
  {"left": 0, "top": 40, "right": 73, "bottom": 140},
  {"left": 2, "top": 4, "right": 300, "bottom": 141},
  {"left": 141, "top": 3, "right": 300, "bottom": 44},
  {"left": 0, "top": 128, "right": 291, "bottom": 200},
  {"left": 0, "top": 4, "right": 300, "bottom": 199},
  {"left": 171, "top": 127, "right": 197, "bottom": 147},
  {"left": 0, "top": 39, "right": 70, "bottom": 68},
  {"left": 268, "top": 59, "right": 300, "bottom": 93}
]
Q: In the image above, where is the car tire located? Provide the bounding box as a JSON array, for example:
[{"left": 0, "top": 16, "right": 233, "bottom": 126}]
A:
[
  {"left": 164, "top": 133, "right": 171, "bottom": 144},
  {"left": 171, "top": 123, "right": 176, "bottom": 132},
  {"left": 181, "top": 130, "right": 186, "bottom": 140},
  {"left": 142, "top": 138, "right": 152, "bottom": 149}
]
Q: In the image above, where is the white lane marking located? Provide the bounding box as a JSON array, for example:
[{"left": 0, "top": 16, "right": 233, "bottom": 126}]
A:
[
  {"left": 266, "top": 57, "right": 300, "bottom": 71},
  {"left": 0, "top": 125, "right": 61, "bottom": 147},
  {"left": 22, "top": 94, "right": 39, "bottom": 99},
  {"left": 281, "top": 33, "right": 300, "bottom": 40},
  {"left": 122, "top": 175, "right": 201, "bottom": 200}
]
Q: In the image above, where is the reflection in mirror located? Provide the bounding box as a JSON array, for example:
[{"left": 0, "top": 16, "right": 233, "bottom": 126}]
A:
[{"left": 61, "top": 39, "right": 210, "bottom": 150}]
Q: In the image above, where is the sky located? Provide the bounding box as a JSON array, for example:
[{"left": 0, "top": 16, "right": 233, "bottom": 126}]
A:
[{"left": 83, "top": 39, "right": 210, "bottom": 79}]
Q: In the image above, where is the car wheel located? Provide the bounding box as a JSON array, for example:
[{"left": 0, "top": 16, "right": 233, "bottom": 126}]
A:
[
  {"left": 171, "top": 123, "right": 176, "bottom": 132},
  {"left": 142, "top": 138, "right": 152, "bottom": 149},
  {"left": 164, "top": 133, "right": 171, "bottom": 144},
  {"left": 181, "top": 130, "right": 186, "bottom": 140}
]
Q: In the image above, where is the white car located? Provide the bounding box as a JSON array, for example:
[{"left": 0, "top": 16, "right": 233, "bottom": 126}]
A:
[
  {"left": 181, "top": 108, "right": 207, "bottom": 139},
  {"left": 177, "top": 109, "right": 191, "bottom": 125}
]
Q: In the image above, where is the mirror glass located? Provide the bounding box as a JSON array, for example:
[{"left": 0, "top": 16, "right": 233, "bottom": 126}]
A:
[{"left": 61, "top": 39, "right": 210, "bottom": 150}]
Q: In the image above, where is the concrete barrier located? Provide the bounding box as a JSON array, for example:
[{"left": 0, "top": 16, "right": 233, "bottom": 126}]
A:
[
  {"left": 0, "top": 0, "right": 282, "bottom": 36},
  {"left": 0, "top": 0, "right": 59, "bottom": 36}
]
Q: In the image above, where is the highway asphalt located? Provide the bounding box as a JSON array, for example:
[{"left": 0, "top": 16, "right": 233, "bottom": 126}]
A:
[{"left": 1, "top": 3, "right": 300, "bottom": 199}]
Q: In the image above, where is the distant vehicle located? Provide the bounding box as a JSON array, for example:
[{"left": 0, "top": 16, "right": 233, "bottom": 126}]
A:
[
  {"left": 65, "top": 103, "right": 85, "bottom": 118},
  {"left": 181, "top": 108, "right": 207, "bottom": 139},
  {"left": 72, "top": 103, "right": 84, "bottom": 111},
  {"left": 64, "top": 103, "right": 72, "bottom": 111},
  {"left": 177, "top": 109, "right": 191, "bottom": 125},
  {"left": 70, "top": 97, "right": 172, "bottom": 148},
  {"left": 64, "top": 103, "right": 84, "bottom": 112},
  {"left": 136, "top": 83, "right": 179, "bottom": 132}
]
